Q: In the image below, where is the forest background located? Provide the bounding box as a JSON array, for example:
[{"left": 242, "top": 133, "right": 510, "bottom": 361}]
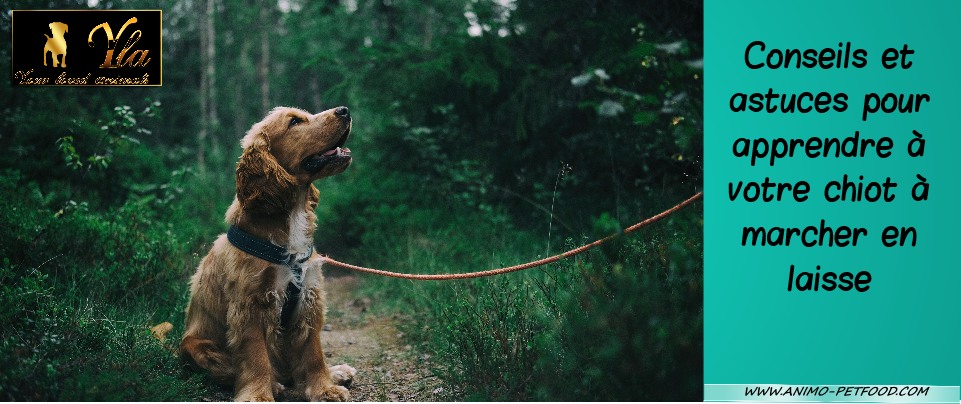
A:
[{"left": 0, "top": 0, "right": 702, "bottom": 400}]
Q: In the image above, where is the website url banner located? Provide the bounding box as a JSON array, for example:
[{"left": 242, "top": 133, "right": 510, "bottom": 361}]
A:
[{"left": 704, "top": 384, "right": 960, "bottom": 403}]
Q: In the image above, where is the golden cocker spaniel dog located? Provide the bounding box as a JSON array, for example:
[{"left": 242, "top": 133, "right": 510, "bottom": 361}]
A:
[{"left": 181, "top": 106, "right": 356, "bottom": 401}]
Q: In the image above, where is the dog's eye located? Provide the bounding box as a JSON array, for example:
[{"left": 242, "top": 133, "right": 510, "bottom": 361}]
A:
[{"left": 288, "top": 117, "right": 303, "bottom": 128}]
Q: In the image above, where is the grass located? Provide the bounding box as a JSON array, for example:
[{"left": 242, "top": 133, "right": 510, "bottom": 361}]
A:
[
  {"left": 329, "top": 192, "right": 704, "bottom": 401},
  {"left": 0, "top": 102, "right": 236, "bottom": 399},
  {"left": 0, "top": 167, "right": 227, "bottom": 400}
]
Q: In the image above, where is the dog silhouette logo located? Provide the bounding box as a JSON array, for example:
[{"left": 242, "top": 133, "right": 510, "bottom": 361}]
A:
[{"left": 43, "top": 21, "right": 68, "bottom": 68}]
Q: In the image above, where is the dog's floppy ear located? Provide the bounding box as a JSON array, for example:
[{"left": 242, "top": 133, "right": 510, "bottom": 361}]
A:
[{"left": 236, "top": 131, "right": 297, "bottom": 215}]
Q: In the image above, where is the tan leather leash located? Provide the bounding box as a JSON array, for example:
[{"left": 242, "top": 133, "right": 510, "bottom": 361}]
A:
[{"left": 321, "top": 191, "right": 703, "bottom": 280}]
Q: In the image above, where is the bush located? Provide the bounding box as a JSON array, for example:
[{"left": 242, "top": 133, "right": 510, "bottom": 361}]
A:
[
  {"left": 0, "top": 102, "right": 227, "bottom": 400},
  {"left": 346, "top": 195, "right": 702, "bottom": 401},
  {"left": 0, "top": 258, "right": 211, "bottom": 401},
  {"left": 530, "top": 217, "right": 703, "bottom": 400}
]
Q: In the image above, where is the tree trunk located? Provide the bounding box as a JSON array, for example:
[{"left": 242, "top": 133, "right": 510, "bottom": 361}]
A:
[
  {"left": 310, "top": 76, "right": 322, "bottom": 112},
  {"left": 259, "top": 4, "right": 271, "bottom": 112},
  {"left": 207, "top": 0, "right": 218, "bottom": 130},
  {"left": 198, "top": 0, "right": 218, "bottom": 167},
  {"left": 379, "top": 0, "right": 398, "bottom": 42},
  {"left": 197, "top": 0, "right": 206, "bottom": 167},
  {"left": 423, "top": 6, "right": 434, "bottom": 48},
  {"left": 234, "top": 38, "right": 250, "bottom": 137},
  {"left": 197, "top": 0, "right": 207, "bottom": 166}
]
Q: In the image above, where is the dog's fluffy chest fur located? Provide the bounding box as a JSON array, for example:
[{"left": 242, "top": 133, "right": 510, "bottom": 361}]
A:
[
  {"left": 268, "top": 196, "right": 320, "bottom": 292},
  {"left": 286, "top": 197, "right": 313, "bottom": 258}
]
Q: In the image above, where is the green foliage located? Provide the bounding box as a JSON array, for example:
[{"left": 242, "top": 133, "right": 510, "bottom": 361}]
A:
[
  {"left": 0, "top": 259, "right": 212, "bottom": 401},
  {"left": 312, "top": 2, "right": 704, "bottom": 398},
  {"left": 2, "top": 0, "right": 701, "bottom": 400},
  {"left": 348, "top": 202, "right": 702, "bottom": 401},
  {"left": 531, "top": 223, "right": 703, "bottom": 400},
  {"left": 438, "top": 277, "right": 541, "bottom": 400},
  {"left": 0, "top": 102, "right": 226, "bottom": 400},
  {"left": 0, "top": 168, "right": 217, "bottom": 400}
]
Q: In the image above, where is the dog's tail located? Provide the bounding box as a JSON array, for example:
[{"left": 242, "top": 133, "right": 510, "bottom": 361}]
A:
[{"left": 180, "top": 335, "right": 235, "bottom": 383}]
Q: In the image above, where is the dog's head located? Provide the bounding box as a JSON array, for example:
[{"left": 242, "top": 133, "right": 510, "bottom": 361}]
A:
[
  {"left": 236, "top": 106, "right": 352, "bottom": 214},
  {"left": 48, "top": 22, "right": 68, "bottom": 36}
]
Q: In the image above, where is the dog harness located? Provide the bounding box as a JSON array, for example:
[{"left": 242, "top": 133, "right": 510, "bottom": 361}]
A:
[{"left": 227, "top": 225, "right": 312, "bottom": 329}]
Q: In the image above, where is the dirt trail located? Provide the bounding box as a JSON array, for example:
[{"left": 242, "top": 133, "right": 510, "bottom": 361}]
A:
[{"left": 318, "top": 275, "right": 453, "bottom": 402}]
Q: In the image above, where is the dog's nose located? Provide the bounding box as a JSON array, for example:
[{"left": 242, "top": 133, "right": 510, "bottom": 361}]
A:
[{"left": 334, "top": 106, "right": 349, "bottom": 117}]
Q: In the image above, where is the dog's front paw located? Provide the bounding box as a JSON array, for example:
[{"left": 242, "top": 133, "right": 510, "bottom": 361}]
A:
[
  {"left": 306, "top": 385, "right": 349, "bottom": 402},
  {"left": 328, "top": 364, "right": 357, "bottom": 387},
  {"left": 234, "top": 392, "right": 275, "bottom": 402},
  {"left": 235, "top": 383, "right": 276, "bottom": 402}
]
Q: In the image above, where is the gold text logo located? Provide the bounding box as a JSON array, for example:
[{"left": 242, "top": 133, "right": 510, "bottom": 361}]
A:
[{"left": 88, "top": 17, "right": 151, "bottom": 68}]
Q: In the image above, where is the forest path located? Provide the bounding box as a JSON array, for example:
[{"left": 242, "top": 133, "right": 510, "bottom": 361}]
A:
[{"left": 318, "top": 275, "right": 454, "bottom": 402}]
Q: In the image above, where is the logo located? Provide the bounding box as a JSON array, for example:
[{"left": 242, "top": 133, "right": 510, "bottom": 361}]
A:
[
  {"left": 42, "top": 22, "right": 69, "bottom": 68},
  {"left": 12, "top": 10, "right": 162, "bottom": 86}
]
